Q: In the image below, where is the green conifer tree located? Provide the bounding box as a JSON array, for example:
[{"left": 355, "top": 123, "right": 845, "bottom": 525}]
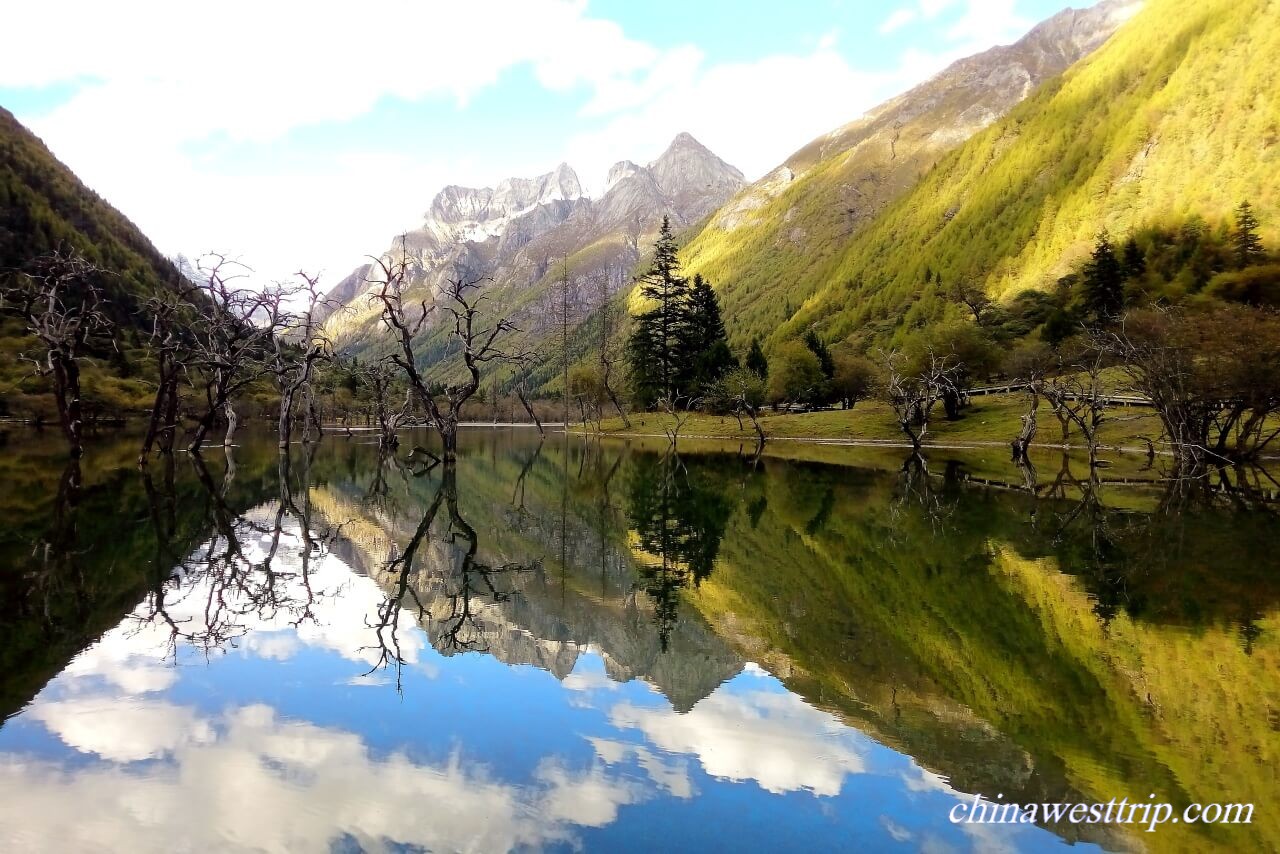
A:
[
  {"left": 627, "top": 216, "right": 693, "bottom": 405},
  {"left": 677, "top": 274, "right": 736, "bottom": 396},
  {"left": 1122, "top": 236, "right": 1147, "bottom": 280},
  {"left": 1234, "top": 200, "right": 1265, "bottom": 269},
  {"left": 1083, "top": 232, "right": 1125, "bottom": 323},
  {"left": 745, "top": 338, "right": 769, "bottom": 379}
]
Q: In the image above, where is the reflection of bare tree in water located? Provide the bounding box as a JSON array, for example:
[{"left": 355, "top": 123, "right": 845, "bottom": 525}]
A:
[
  {"left": 132, "top": 447, "right": 341, "bottom": 659},
  {"left": 889, "top": 452, "right": 957, "bottom": 537},
  {"left": 19, "top": 458, "right": 91, "bottom": 644},
  {"left": 366, "top": 462, "right": 539, "bottom": 688},
  {"left": 511, "top": 438, "right": 545, "bottom": 515}
]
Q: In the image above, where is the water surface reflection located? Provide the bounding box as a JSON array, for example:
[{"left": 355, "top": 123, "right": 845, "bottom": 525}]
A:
[{"left": 0, "top": 429, "right": 1276, "bottom": 852}]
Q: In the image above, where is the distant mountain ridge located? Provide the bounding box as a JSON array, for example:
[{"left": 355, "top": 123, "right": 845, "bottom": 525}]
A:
[
  {"left": 321, "top": 132, "right": 746, "bottom": 364},
  {"left": 763, "top": 0, "right": 1279, "bottom": 348},
  {"left": 679, "top": 0, "right": 1140, "bottom": 349}
]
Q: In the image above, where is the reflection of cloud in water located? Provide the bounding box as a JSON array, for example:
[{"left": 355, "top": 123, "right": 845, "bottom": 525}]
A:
[
  {"left": 88, "top": 514, "right": 432, "bottom": 676},
  {"left": 608, "top": 679, "right": 867, "bottom": 796},
  {"left": 0, "top": 702, "right": 650, "bottom": 853},
  {"left": 589, "top": 738, "right": 695, "bottom": 799},
  {"left": 29, "top": 698, "right": 214, "bottom": 762}
]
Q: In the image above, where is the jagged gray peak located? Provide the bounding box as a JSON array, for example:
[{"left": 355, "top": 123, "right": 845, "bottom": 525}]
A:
[
  {"left": 604, "top": 160, "right": 642, "bottom": 193},
  {"left": 649, "top": 131, "right": 745, "bottom": 200},
  {"left": 422, "top": 162, "right": 584, "bottom": 244},
  {"left": 321, "top": 133, "right": 745, "bottom": 357}
]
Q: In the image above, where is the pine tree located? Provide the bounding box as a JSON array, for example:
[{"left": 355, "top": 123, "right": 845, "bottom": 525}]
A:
[
  {"left": 745, "top": 338, "right": 768, "bottom": 379},
  {"left": 627, "top": 216, "right": 693, "bottom": 405},
  {"left": 1121, "top": 236, "right": 1146, "bottom": 280},
  {"left": 1233, "top": 200, "right": 1265, "bottom": 269},
  {"left": 627, "top": 309, "right": 665, "bottom": 409},
  {"left": 803, "top": 329, "right": 835, "bottom": 379},
  {"left": 1083, "top": 232, "right": 1125, "bottom": 324},
  {"left": 677, "top": 274, "right": 736, "bottom": 396}
]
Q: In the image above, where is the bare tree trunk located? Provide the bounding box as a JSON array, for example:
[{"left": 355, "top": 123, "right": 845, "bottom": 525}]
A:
[
  {"left": 1011, "top": 393, "right": 1039, "bottom": 462},
  {"left": 52, "top": 355, "right": 85, "bottom": 459},
  {"left": 223, "top": 401, "right": 238, "bottom": 447},
  {"left": 440, "top": 421, "right": 458, "bottom": 459},
  {"left": 517, "top": 381, "right": 544, "bottom": 437},
  {"left": 158, "top": 375, "right": 178, "bottom": 454},
  {"left": 278, "top": 386, "right": 296, "bottom": 449}
]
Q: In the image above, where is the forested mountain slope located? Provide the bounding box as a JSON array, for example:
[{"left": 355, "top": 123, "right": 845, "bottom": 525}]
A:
[
  {"left": 1, "top": 107, "right": 186, "bottom": 418},
  {"left": 740, "top": 0, "right": 1279, "bottom": 349},
  {"left": 678, "top": 0, "right": 1138, "bottom": 349},
  {"left": 0, "top": 106, "right": 183, "bottom": 318}
]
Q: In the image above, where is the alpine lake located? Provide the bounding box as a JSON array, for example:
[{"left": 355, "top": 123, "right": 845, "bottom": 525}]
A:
[{"left": 1, "top": 426, "right": 1277, "bottom": 853}]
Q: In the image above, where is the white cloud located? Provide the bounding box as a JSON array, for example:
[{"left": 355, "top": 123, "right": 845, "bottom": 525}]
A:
[
  {"left": 0, "top": 702, "right": 646, "bottom": 853},
  {"left": 1, "top": 0, "right": 1047, "bottom": 287},
  {"left": 0, "top": 0, "right": 665, "bottom": 284},
  {"left": 877, "top": 0, "right": 1032, "bottom": 48},
  {"left": 880, "top": 9, "right": 920, "bottom": 34},
  {"left": 29, "top": 698, "right": 214, "bottom": 762},
  {"left": 608, "top": 686, "right": 867, "bottom": 796}
]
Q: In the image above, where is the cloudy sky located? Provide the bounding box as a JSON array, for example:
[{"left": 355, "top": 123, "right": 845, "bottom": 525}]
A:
[{"left": 2, "top": 0, "right": 1073, "bottom": 284}]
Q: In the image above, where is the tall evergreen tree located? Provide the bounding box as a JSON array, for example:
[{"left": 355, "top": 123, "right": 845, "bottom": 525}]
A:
[
  {"left": 1121, "top": 236, "right": 1147, "bottom": 280},
  {"left": 627, "top": 216, "right": 693, "bottom": 406},
  {"left": 1234, "top": 200, "right": 1265, "bottom": 269},
  {"left": 745, "top": 337, "right": 769, "bottom": 379},
  {"left": 1083, "top": 232, "right": 1125, "bottom": 324},
  {"left": 803, "top": 329, "right": 835, "bottom": 379},
  {"left": 675, "top": 274, "right": 735, "bottom": 396}
]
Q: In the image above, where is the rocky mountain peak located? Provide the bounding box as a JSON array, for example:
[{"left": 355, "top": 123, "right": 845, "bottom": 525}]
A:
[
  {"left": 647, "top": 132, "right": 747, "bottom": 222},
  {"left": 1020, "top": 0, "right": 1142, "bottom": 59},
  {"left": 604, "top": 160, "right": 642, "bottom": 193}
]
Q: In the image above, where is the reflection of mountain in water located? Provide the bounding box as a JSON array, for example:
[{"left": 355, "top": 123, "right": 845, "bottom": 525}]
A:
[{"left": 308, "top": 459, "right": 744, "bottom": 713}]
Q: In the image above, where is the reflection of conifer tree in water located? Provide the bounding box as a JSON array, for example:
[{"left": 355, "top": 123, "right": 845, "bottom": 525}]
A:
[{"left": 625, "top": 455, "right": 736, "bottom": 650}]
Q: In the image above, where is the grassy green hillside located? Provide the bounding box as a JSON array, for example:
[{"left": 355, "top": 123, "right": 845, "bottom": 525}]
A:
[
  {"left": 1, "top": 106, "right": 187, "bottom": 419},
  {"left": 686, "top": 0, "right": 1280, "bottom": 351},
  {"left": 0, "top": 106, "right": 183, "bottom": 315}
]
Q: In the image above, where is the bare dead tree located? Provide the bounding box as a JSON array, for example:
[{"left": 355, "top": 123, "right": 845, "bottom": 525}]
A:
[
  {"left": 1041, "top": 340, "right": 1110, "bottom": 468},
  {"left": 269, "top": 272, "right": 333, "bottom": 450},
  {"left": 657, "top": 393, "right": 700, "bottom": 450},
  {"left": 508, "top": 355, "right": 545, "bottom": 436},
  {"left": 138, "top": 277, "right": 198, "bottom": 466},
  {"left": 366, "top": 240, "right": 521, "bottom": 458},
  {"left": 1102, "top": 306, "right": 1280, "bottom": 472},
  {"left": 359, "top": 356, "right": 413, "bottom": 451},
  {"left": 879, "top": 348, "right": 962, "bottom": 454},
  {"left": 186, "top": 255, "right": 286, "bottom": 453},
  {"left": 1005, "top": 343, "right": 1053, "bottom": 464},
  {"left": 721, "top": 366, "right": 767, "bottom": 452},
  {"left": 1, "top": 249, "right": 112, "bottom": 458},
  {"left": 594, "top": 268, "right": 631, "bottom": 427}
]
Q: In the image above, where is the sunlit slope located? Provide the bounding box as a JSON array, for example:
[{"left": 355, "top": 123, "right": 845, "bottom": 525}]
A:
[
  {"left": 687, "top": 464, "right": 1280, "bottom": 852},
  {"left": 691, "top": 0, "right": 1280, "bottom": 349}
]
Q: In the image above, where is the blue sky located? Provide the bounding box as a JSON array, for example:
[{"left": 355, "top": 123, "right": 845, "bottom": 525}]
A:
[{"left": 1, "top": 0, "right": 1078, "bottom": 283}]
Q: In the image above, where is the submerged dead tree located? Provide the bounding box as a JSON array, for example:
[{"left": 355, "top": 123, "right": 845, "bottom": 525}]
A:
[
  {"left": 270, "top": 272, "right": 332, "bottom": 450},
  {"left": 139, "top": 276, "right": 199, "bottom": 466},
  {"left": 186, "top": 255, "right": 286, "bottom": 453},
  {"left": 360, "top": 356, "right": 414, "bottom": 451},
  {"left": 367, "top": 241, "right": 521, "bottom": 459},
  {"left": 880, "top": 348, "right": 962, "bottom": 455},
  {"left": 1, "top": 249, "right": 111, "bottom": 458}
]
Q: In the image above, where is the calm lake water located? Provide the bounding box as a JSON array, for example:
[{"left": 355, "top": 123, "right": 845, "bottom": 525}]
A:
[{"left": 0, "top": 428, "right": 1277, "bottom": 852}]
